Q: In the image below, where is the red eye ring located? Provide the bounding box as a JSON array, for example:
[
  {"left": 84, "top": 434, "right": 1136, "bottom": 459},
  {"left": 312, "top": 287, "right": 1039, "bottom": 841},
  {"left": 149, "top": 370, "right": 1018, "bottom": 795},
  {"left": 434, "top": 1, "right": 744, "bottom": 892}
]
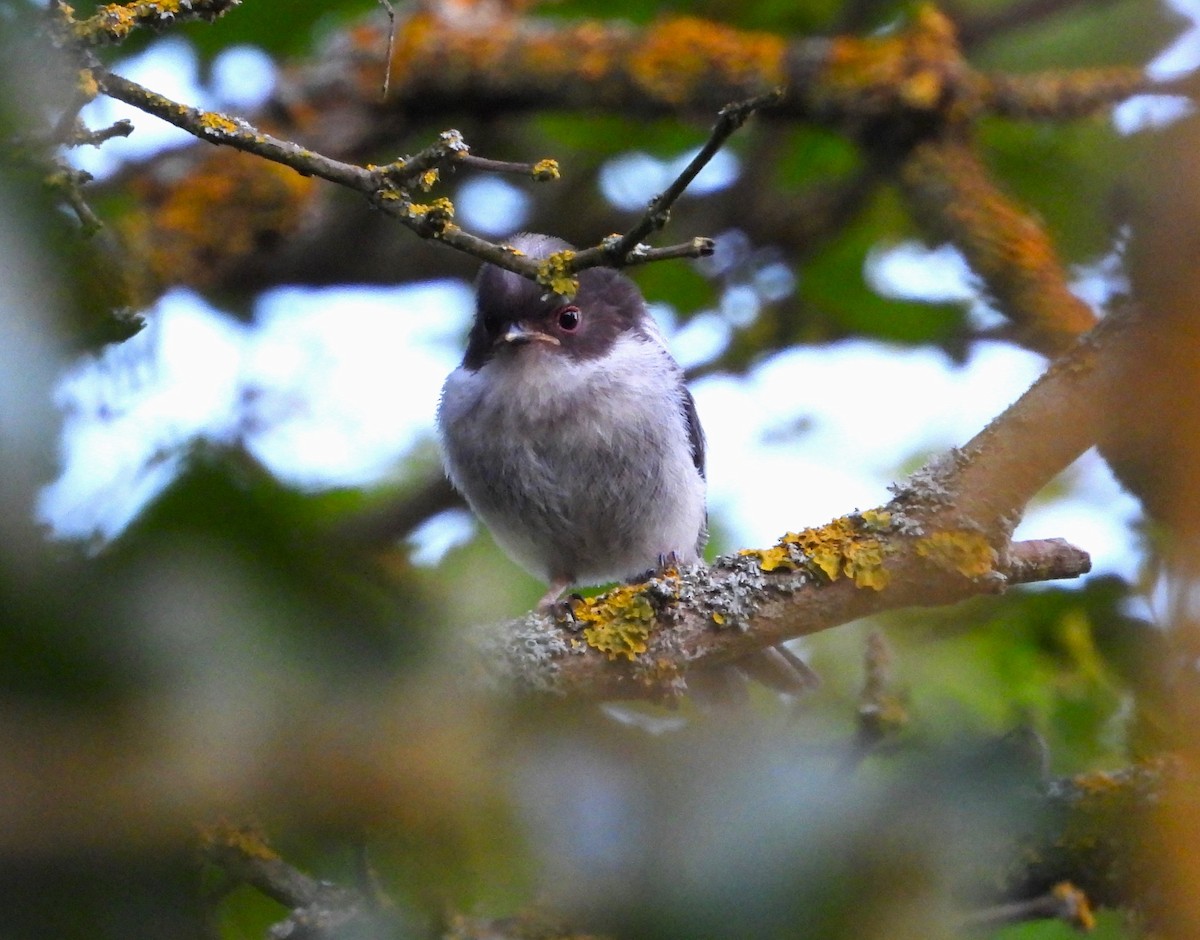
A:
[{"left": 556, "top": 305, "right": 581, "bottom": 332}]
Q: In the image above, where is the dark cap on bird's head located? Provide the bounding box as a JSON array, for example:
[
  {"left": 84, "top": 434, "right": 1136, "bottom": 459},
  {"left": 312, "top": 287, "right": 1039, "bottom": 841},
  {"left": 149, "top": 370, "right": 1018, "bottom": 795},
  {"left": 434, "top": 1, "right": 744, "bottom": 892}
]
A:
[{"left": 462, "top": 233, "right": 650, "bottom": 370}]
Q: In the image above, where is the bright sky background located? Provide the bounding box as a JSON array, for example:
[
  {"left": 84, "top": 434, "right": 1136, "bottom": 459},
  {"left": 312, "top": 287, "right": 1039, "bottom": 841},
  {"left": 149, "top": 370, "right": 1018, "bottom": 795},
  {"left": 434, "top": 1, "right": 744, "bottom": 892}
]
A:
[{"left": 43, "top": 4, "right": 1200, "bottom": 589}]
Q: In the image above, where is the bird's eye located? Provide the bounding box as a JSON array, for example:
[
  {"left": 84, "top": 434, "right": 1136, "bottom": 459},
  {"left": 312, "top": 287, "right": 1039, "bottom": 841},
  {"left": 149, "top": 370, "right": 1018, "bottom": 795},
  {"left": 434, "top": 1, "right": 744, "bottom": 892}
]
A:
[
  {"left": 556, "top": 306, "right": 581, "bottom": 332},
  {"left": 483, "top": 314, "right": 500, "bottom": 333}
]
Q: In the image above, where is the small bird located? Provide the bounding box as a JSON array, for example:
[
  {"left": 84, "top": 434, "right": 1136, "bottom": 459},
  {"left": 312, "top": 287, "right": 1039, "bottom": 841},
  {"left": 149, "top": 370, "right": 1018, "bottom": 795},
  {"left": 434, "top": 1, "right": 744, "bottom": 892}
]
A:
[{"left": 437, "top": 233, "right": 707, "bottom": 611}]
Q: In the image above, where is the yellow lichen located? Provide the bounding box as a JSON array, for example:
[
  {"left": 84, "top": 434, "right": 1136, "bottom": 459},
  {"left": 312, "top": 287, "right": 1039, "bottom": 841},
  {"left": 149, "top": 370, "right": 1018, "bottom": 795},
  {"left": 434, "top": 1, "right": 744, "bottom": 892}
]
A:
[
  {"left": 199, "top": 112, "right": 238, "bottom": 136},
  {"left": 739, "top": 544, "right": 798, "bottom": 572},
  {"left": 418, "top": 168, "right": 439, "bottom": 191},
  {"left": 844, "top": 538, "right": 890, "bottom": 590},
  {"left": 407, "top": 197, "right": 455, "bottom": 221},
  {"left": 536, "top": 250, "right": 578, "bottom": 298},
  {"left": 576, "top": 584, "right": 657, "bottom": 661},
  {"left": 76, "top": 69, "right": 99, "bottom": 100},
  {"left": 74, "top": 1, "right": 211, "bottom": 44},
  {"left": 860, "top": 508, "right": 892, "bottom": 531},
  {"left": 629, "top": 16, "right": 785, "bottom": 106},
  {"left": 531, "top": 159, "right": 560, "bottom": 182},
  {"left": 915, "top": 530, "right": 994, "bottom": 579},
  {"left": 744, "top": 514, "right": 892, "bottom": 591}
]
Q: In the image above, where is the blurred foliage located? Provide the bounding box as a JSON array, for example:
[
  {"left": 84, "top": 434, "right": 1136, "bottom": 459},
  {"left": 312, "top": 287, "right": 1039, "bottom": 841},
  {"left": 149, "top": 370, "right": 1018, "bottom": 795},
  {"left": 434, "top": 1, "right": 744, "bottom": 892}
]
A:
[
  {"left": 969, "top": 0, "right": 1180, "bottom": 71},
  {"left": 1, "top": 0, "right": 1194, "bottom": 937}
]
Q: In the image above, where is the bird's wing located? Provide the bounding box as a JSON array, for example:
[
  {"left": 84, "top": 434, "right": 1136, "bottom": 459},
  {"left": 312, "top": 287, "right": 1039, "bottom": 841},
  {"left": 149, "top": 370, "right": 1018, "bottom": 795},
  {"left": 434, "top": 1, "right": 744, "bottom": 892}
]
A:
[{"left": 682, "top": 387, "right": 706, "bottom": 480}]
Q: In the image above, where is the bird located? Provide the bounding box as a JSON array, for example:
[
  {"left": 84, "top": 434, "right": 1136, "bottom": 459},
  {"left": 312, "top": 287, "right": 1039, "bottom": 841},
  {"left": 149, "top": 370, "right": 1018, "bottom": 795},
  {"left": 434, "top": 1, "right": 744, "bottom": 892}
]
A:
[
  {"left": 436, "top": 233, "right": 707, "bottom": 612},
  {"left": 437, "top": 234, "right": 816, "bottom": 700}
]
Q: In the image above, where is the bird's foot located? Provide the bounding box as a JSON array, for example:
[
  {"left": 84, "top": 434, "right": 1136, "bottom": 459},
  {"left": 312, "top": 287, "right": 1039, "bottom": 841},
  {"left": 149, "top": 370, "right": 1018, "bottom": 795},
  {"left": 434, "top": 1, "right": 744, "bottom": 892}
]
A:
[
  {"left": 629, "top": 552, "right": 691, "bottom": 584},
  {"left": 535, "top": 579, "right": 582, "bottom": 621}
]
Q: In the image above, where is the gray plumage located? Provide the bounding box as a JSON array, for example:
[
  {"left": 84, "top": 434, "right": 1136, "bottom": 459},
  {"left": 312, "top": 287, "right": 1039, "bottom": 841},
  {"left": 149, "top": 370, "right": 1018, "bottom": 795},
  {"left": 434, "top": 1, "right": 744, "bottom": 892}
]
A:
[{"left": 437, "top": 234, "right": 707, "bottom": 595}]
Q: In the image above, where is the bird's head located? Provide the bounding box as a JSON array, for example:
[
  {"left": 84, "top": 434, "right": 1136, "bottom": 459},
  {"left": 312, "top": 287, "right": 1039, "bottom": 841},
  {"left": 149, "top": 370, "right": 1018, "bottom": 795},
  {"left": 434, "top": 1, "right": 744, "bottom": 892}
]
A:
[{"left": 462, "top": 233, "right": 650, "bottom": 370}]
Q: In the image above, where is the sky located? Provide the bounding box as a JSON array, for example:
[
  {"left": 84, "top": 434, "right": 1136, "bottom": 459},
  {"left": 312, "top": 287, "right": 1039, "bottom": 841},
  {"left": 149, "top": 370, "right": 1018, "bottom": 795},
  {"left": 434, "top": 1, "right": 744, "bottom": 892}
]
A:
[{"left": 42, "top": 5, "right": 1200, "bottom": 588}]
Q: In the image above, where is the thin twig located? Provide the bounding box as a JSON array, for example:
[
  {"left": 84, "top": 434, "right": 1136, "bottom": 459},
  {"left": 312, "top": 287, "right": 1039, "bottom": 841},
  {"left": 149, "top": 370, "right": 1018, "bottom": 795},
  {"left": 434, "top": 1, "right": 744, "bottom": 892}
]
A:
[
  {"left": 77, "top": 118, "right": 135, "bottom": 147},
  {"left": 378, "top": 0, "right": 396, "bottom": 101},
  {"left": 602, "top": 89, "right": 783, "bottom": 266},
  {"left": 460, "top": 154, "right": 560, "bottom": 179}
]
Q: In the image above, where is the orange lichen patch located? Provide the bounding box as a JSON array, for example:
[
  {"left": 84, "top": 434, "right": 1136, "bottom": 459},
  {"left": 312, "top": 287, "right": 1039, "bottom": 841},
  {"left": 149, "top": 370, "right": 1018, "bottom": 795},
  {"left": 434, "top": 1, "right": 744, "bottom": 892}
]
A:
[
  {"left": 1051, "top": 882, "right": 1096, "bottom": 931},
  {"left": 76, "top": 68, "right": 99, "bottom": 100},
  {"left": 898, "top": 137, "right": 1095, "bottom": 353},
  {"left": 387, "top": 12, "right": 517, "bottom": 92},
  {"left": 387, "top": 14, "right": 442, "bottom": 89},
  {"left": 122, "top": 151, "right": 317, "bottom": 293},
  {"left": 576, "top": 584, "right": 658, "bottom": 661},
  {"left": 915, "top": 530, "right": 995, "bottom": 579},
  {"left": 73, "top": 0, "right": 229, "bottom": 44},
  {"left": 567, "top": 20, "right": 625, "bottom": 83},
  {"left": 628, "top": 16, "right": 785, "bottom": 106},
  {"left": 821, "top": 6, "right": 961, "bottom": 115},
  {"left": 382, "top": 13, "right": 782, "bottom": 106},
  {"left": 742, "top": 514, "right": 893, "bottom": 590}
]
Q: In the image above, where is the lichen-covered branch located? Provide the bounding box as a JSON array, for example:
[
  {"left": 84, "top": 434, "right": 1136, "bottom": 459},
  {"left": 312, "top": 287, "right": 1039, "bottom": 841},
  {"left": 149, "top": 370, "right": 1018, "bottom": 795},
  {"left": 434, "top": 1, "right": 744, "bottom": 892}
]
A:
[
  {"left": 472, "top": 302, "right": 1143, "bottom": 700},
  {"left": 380, "top": 6, "right": 1146, "bottom": 125},
  {"left": 896, "top": 131, "right": 1098, "bottom": 354},
  {"left": 54, "top": 0, "right": 243, "bottom": 47},
  {"left": 93, "top": 69, "right": 724, "bottom": 297},
  {"left": 75, "top": 4, "right": 1150, "bottom": 352},
  {"left": 200, "top": 822, "right": 393, "bottom": 938},
  {"left": 472, "top": 533, "right": 1089, "bottom": 701}
]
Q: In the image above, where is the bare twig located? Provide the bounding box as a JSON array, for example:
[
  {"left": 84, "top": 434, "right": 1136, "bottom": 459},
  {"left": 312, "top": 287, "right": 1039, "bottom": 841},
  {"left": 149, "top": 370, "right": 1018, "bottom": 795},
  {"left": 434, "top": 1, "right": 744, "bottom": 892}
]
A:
[
  {"left": 459, "top": 154, "right": 560, "bottom": 180},
  {"left": 69, "top": 117, "right": 135, "bottom": 147},
  {"left": 51, "top": 164, "right": 104, "bottom": 234},
  {"left": 599, "top": 89, "right": 783, "bottom": 267},
  {"left": 378, "top": 0, "right": 396, "bottom": 101}
]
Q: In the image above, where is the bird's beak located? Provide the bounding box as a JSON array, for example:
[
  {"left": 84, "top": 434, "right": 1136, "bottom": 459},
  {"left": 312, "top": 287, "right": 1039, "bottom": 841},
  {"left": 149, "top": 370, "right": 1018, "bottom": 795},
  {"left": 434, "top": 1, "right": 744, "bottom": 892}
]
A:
[{"left": 502, "top": 321, "right": 560, "bottom": 347}]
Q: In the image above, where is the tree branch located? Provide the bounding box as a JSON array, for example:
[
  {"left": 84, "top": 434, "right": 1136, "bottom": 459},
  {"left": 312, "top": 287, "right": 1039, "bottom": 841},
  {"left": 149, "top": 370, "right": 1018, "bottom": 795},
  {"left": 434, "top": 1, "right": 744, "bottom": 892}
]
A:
[
  {"left": 471, "top": 302, "right": 1131, "bottom": 700},
  {"left": 960, "top": 882, "right": 1096, "bottom": 932},
  {"left": 895, "top": 131, "right": 1098, "bottom": 355},
  {"left": 51, "top": 0, "right": 243, "bottom": 47},
  {"left": 92, "top": 68, "right": 731, "bottom": 298}
]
